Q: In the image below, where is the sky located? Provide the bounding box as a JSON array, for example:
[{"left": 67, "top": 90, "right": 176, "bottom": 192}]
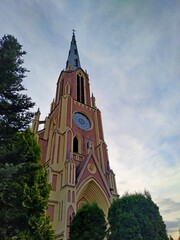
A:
[{"left": 0, "top": 0, "right": 180, "bottom": 238}]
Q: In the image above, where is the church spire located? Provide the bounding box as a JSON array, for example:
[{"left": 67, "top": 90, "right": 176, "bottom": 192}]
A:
[{"left": 65, "top": 30, "right": 81, "bottom": 71}]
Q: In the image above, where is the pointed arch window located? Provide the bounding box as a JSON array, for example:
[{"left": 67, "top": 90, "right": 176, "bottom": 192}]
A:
[
  {"left": 75, "top": 58, "right": 79, "bottom": 67},
  {"left": 73, "top": 137, "right": 78, "bottom": 153},
  {"left": 67, "top": 190, "right": 71, "bottom": 202},
  {"left": 74, "top": 49, "right": 78, "bottom": 55},
  {"left": 60, "top": 78, "right": 64, "bottom": 97},
  {"left": 77, "top": 74, "right": 85, "bottom": 104}
]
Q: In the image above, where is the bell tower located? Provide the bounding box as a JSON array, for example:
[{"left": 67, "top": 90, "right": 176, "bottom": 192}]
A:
[{"left": 32, "top": 32, "right": 118, "bottom": 240}]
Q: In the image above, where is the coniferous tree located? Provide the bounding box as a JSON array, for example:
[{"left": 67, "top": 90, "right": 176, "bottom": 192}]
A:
[
  {"left": 0, "top": 35, "right": 54, "bottom": 239},
  {"left": 69, "top": 202, "right": 106, "bottom": 240},
  {"left": 0, "top": 129, "right": 54, "bottom": 239},
  {"left": 0, "top": 34, "right": 35, "bottom": 146},
  {"left": 107, "top": 191, "right": 169, "bottom": 240}
]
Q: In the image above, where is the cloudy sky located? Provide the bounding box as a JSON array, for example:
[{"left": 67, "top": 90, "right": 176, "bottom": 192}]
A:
[{"left": 1, "top": 0, "right": 180, "bottom": 238}]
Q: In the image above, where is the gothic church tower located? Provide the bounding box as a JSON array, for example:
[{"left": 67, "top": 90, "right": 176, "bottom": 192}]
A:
[{"left": 32, "top": 33, "right": 118, "bottom": 240}]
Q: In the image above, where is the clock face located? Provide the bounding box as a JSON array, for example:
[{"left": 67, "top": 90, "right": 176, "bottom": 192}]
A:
[{"left": 73, "top": 113, "right": 91, "bottom": 131}]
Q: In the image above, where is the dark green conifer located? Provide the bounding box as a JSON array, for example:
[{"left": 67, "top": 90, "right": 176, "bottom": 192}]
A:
[
  {"left": 0, "top": 35, "right": 54, "bottom": 239},
  {"left": 0, "top": 34, "right": 34, "bottom": 146}
]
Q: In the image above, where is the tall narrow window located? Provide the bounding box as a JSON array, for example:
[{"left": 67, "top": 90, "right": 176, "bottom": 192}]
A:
[
  {"left": 77, "top": 74, "right": 85, "bottom": 103},
  {"left": 60, "top": 78, "right": 64, "bottom": 97},
  {"left": 75, "top": 58, "right": 79, "bottom": 67},
  {"left": 73, "top": 137, "right": 78, "bottom": 153},
  {"left": 81, "top": 76, "right": 84, "bottom": 104},
  {"left": 47, "top": 204, "right": 55, "bottom": 222},
  {"left": 68, "top": 190, "right": 71, "bottom": 202},
  {"left": 77, "top": 75, "right": 80, "bottom": 102},
  {"left": 52, "top": 174, "right": 57, "bottom": 191},
  {"left": 60, "top": 173, "right": 63, "bottom": 189}
]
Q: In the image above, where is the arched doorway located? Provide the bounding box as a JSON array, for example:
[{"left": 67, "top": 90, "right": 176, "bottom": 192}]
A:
[{"left": 76, "top": 178, "right": 111, "bottom": 216}]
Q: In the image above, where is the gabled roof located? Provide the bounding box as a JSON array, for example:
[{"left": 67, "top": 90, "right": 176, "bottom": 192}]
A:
[{"left": 76, "top": 151, "right": 112, "bottom": 200}]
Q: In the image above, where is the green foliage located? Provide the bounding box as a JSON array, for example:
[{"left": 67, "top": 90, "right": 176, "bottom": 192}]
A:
[
  {"left": 0, "top": 129, "right": 54, "bottom": 239},
  {"left": 69, "top": 202, "right": 106, "bottom": 240},
  {"left": 0, "top": 127, "right": 40, "bottom": 164},
  {"left": 0, "top": 34, "right": 35, "bottom": 145},
  {"left": 107, "top": 191, "right": 168, "bottom": 240},
  {"left": 0, "top": 35, "right": 53, "bottom": 238}
]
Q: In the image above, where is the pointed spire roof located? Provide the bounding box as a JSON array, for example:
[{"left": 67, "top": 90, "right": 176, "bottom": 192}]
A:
[{"left": 65, "top": 30, "right": 81, "bottom": 71}]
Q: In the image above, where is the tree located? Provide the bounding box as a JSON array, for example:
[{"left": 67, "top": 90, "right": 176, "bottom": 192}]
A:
[
  {"left": 0, "top": 34, "right": 53, "bottom": 239},
  {"left": 0, "top": 34, "right": 35, "bottom": 146},
  {"left": 107, "top": 191, "right": 169, "bottom": 240},
  {"left": 69, "top": 202, "right": 106, "bottom": 240},
  {"left": 0, "top": 129, "right": 54, "bottom": 239}
]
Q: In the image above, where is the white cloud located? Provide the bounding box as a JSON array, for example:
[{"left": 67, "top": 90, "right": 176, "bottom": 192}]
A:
[{"left": 0, "top": 0, "right": 180, "bottom": 237}]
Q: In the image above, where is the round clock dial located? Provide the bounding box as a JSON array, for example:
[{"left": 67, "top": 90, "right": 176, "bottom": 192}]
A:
[{"left": 73, "top": 113, "right": 91, "bottom": 131}]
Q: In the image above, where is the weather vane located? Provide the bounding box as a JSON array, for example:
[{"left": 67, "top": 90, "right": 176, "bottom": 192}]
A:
[{"left": 72, "top": 29, "right": 76, "bottom": 34}]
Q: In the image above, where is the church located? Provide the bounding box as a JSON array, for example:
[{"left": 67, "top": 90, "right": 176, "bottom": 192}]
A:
[{"left": 32, "top": 32, "right": 118, "bottom": 240}]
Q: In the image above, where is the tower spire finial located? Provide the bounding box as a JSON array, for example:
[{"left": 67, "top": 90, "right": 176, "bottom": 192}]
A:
[{"left": 65, "top": 31, "right": 81, "bottom": 71}]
